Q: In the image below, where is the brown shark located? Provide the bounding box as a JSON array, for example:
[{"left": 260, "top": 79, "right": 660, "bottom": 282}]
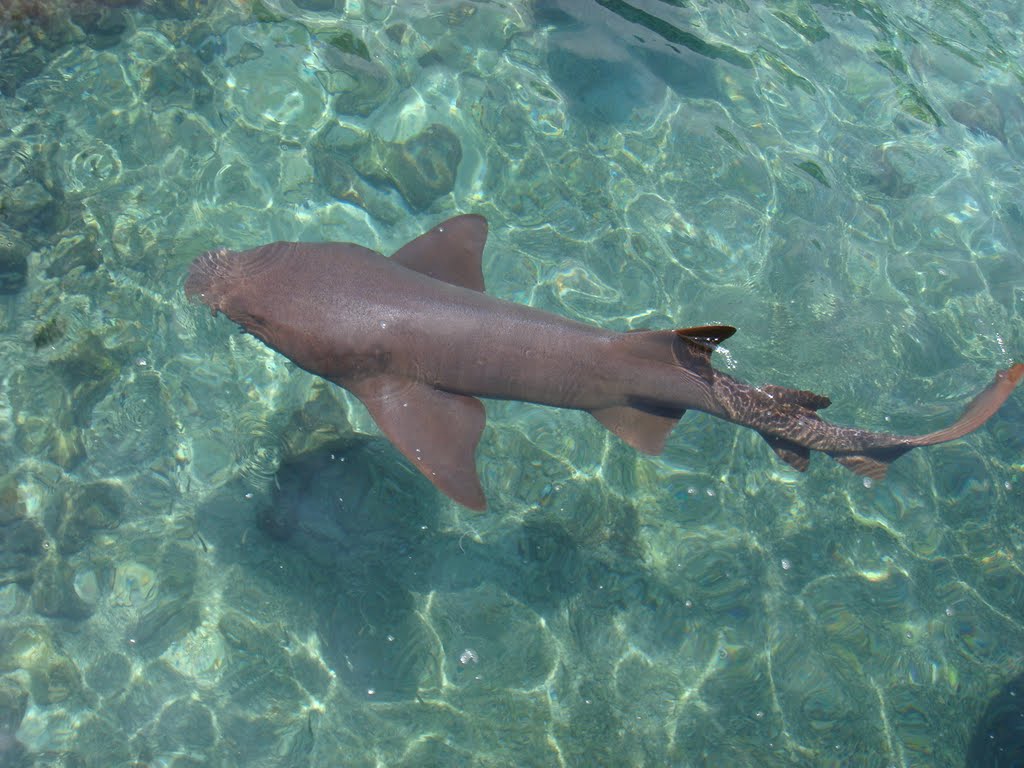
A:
[{"left": 186, "top": 214, "right": 1023, "bottom": 509}]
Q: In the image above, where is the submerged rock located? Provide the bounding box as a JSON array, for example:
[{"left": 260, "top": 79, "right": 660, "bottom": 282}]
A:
[
  {"left": 144, "top": 0, "right": 205, "bottom": 20},
  {"left": 0, "top": 475, "right": 25, "bottom": 526},
  {"left": 311, "top": 147, "right": 362, "bottom": 206},
  {"left": 112, "top": 561, "right": 159, "bottom": 610},
  {"left": 85, "top": 365, "right": 174, "bottom": 478},
  {"left": 0, "top": 518, "right": 45, "bottom": 588},
  {"left": 0, "top": 625, "right": 50, "bottom": 672},
  {"left": 32, "top": 316, "right": 65, "bottom": 349},
  {"left": 32, "top": 555, "right": 93, "bottom": 619},
  {"left": 144, "top": 48, "right": 214, "bottom": 111},
  {"left": 218, "top": 611, "right": 286, "bottom": 661},
  {"left": 219, "top": 710, "right": 313, "bottom": 767},
  {"left": 68, "top": 712, "right": 134, "bottom": 767},
  {"left": 0, "top": 225, "right": 29, "bottom": 296},
  {"left": 0, "top": 678, "right": 29, "bottom": 767},
  {"left": 0, "top": 48, "right": 47, "bottom": 98},
  {"left": 85, "top": 652, "right": 132, "bottom": 697},
  {"left": 69, "top": 3, "right": 130, "bottom": 50},
  {"left": 108, "top": 659, "right": 192, "bottom": 737},
  {"left": 130, "top": 596, "right": 200, "bottom": 658},
  {"left": 354, "top": 124, "right": 463, "bottom": 212},
  {"left": 156, "top": 698, "right": 217, "bottom": 753},
  {"left": 315, "top": 36, "right": 393, "bottom": 117},
  {"left": 158, "top": 542, "right": 197, "bottom": 599},
  {"left": 56, "top": 480, "right": 124, "bottom": 555},
  {"left": 0, "top": 179, "right": 64, "bottom": 237},
  {"left": 28, "top": 654, "right": 82, "bottom": 705},
  {"left": 52, "top": 332, "right": 129, "bottom": 429},
  {"left": 384, "top": 124, "right": 462, "bottom": 211},
  {"left": 0, "top": 3, "right": 74, "bottom": 53}
]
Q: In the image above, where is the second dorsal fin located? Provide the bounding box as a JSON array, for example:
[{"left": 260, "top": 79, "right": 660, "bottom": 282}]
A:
[
  {"left": 674, "top": 325, "right": 737, "bottom": 359},
  {"left": 673, "top": 325, "right": 737, "bottom": 379}
]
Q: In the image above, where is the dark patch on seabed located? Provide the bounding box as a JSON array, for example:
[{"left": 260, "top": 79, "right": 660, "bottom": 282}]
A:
[
  {"left": 967, "top": 673, "right": 1024, "bottom": 768},
  {"left": 214, "top": 436, "right": 648, "bottom": 702}
]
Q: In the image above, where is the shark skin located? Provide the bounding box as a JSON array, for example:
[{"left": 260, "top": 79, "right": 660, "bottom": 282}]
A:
[{"left": 186, "top": 214, "right": 1023, "bottom": 510}]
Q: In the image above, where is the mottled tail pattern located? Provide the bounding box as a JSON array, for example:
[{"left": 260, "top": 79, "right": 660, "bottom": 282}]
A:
[{"left": 710, "top": 351, "right": 1023, "bottom": 481}]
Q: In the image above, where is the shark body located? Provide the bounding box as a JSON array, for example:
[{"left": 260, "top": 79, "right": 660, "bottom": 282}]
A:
[{"left": 186, "top": 215, "right": 1022, "bottom": 509}]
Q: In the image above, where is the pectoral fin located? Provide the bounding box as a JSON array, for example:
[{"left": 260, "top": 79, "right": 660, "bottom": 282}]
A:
[{"left": 347, "top": 376, "right": 488, "bottom": 510}]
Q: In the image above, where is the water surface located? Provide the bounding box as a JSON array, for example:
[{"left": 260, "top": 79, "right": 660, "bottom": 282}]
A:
[{"left": 1, "top": 0, "right": 1022, "bottom": 765}]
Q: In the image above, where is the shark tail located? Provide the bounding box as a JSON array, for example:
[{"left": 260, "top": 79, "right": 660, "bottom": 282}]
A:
[
  {"left": 904, "top": 363, "right": 1024, "bottom": 447},
  {"left": 823, "top": 364, "right": 1024, "bottom": 481},
  {"left": 745, "top": 364, "right": 1024, "bottom": 479},
  {"left": 823, "top": 363, "right": 1024, "bottom": 481}
]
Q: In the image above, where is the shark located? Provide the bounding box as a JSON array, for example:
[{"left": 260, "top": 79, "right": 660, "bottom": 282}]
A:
[{"left": 186, "top": 214, "right": 1022, "bottom": 509}]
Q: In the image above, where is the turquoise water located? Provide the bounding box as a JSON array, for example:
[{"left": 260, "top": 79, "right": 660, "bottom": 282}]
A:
[{"left": 1, "top": 0, "right": 1022, "bottom": 765}]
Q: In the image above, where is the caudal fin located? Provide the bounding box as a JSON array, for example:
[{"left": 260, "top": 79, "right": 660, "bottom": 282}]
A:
[
  {"left": 830, "top": 363, "right": 1024, "bottom": 480},
  {"left": 906, "top": 364, "right": 1024, "bottom": 447}
]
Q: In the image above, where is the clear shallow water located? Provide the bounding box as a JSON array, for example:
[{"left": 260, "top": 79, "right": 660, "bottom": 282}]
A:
[{"left": 0, "top": 0, "right": 1022, "bottom": 765}]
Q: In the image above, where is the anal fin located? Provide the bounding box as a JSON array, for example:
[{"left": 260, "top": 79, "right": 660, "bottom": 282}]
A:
[{"left": 590, "top": 404, "right": 684, "bottom": 455}]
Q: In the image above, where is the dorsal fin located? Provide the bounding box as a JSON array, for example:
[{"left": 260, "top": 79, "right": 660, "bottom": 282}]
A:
[{"left": 391, "top": 214, "right": 488, "bottom": 292}]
